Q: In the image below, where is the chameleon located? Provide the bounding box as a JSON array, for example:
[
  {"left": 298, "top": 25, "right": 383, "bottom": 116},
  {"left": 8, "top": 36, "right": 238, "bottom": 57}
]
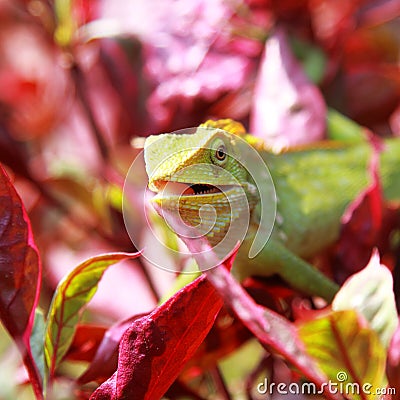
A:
[{"left": 143, "top": 119, "right": 400, "bottom": 302}]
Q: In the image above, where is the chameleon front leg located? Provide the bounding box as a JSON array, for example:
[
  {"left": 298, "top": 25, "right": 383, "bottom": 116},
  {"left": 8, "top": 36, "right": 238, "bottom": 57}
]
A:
[{"left": 235, "top": 239, "right": 339, "bottom": 302}]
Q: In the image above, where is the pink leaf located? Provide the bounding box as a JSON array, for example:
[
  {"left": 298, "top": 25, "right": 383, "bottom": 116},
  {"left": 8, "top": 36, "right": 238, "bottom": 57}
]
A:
[
  {"left": 250, "top": 28, "right": 326, "bottom": 150},
  {"left": 98, "top": 0, "right": 259, "bottom": 130}
]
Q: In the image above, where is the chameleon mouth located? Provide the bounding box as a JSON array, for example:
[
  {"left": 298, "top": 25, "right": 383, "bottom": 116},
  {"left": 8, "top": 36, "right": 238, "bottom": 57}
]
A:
[
  {"left": 153, "top": 181, "right": 235, "bottom": 197},
  {"left": 184, "top": 184, "right": 222, "bottom": 196}
]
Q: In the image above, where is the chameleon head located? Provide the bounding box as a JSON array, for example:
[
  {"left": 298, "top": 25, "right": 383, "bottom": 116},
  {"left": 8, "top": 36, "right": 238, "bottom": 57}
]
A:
[{"left": 144, "top": 126, "right": 260, "bottom": 248}]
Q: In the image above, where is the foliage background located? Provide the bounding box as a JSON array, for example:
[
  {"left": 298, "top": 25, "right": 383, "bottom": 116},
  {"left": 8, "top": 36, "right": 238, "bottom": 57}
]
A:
[{"left": 0, "top": 0, "right": 400, "bottom": 399}]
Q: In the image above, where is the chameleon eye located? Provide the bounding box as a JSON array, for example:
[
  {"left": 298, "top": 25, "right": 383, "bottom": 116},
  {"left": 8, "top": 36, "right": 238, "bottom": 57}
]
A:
[
  {"left": 210, "top": 137, "right": 229, "bottom": 165},
  {"left": 215, "top": 145, "right": 226, "bottom": 161}
]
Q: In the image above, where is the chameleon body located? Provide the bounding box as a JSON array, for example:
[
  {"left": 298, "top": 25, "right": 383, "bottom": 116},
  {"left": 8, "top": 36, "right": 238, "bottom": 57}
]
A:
[{"left": 144, "top": 119, "right": 400, "bottom": 301}]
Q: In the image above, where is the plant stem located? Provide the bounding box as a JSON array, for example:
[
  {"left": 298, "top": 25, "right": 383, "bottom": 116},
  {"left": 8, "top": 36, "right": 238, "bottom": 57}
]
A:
[
  {"left": 70, "top": 62, "right": 109, "bottom": 162},
  {"left": 22, "top": 349, "right": 44, "bottom": 400},
  {"left": 210, "top": 366, "right": 232, "bottom": 400}
]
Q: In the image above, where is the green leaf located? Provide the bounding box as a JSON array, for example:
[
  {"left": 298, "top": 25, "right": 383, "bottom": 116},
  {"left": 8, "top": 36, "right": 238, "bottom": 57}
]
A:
[
  {"left": 327, "top": 109, "right": 366, "bottom": 143},
  {"left": 30, "top": 309, "right": 46, "bottom": 389},
  {"left": 44, "top": 252, "right": 140, "bottom": 380},
  {"left": 290, "top": 36, "right": 326, "bottom": 84},
  {"left": 332, "top": 250, "right": 397, "bottom": 349},
  {"left": 149, "top": 210, "right": 181, "bottom": 254},
  {"left": 298, "top": 310, "right": 386, "bottom": 400}
]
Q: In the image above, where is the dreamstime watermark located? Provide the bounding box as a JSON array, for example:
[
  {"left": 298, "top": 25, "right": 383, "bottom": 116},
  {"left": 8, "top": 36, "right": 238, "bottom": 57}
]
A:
[
  {"left": 122, "top": 126, "right": 277, "bottom": 272},
  {"left": 256, "top": 371, "right": 396, "bottom": 397}
]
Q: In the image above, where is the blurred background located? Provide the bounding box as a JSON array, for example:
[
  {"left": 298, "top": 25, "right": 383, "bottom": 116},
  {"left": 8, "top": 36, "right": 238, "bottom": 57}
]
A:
[{"left": 0, "top": 0, "right": 400, "bottom": 398}]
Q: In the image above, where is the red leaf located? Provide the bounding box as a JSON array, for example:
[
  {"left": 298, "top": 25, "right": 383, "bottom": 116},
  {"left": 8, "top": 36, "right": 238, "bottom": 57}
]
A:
[
  {"left": 78, "top": 314, "right": 147, "bottom": 384},
  {"left": 390, "top": 102, "right": 400, "bottom": 135},
  {"left": 341, "top": 137, "right": 382, "bottom": 229},
  {"left": 183, "top": 309, "right": 251, "bottom": 375},
  {"left": 91, "top": 272, "right": 226, "bottom": 399},
  {"left": 250, "top": 28, "right": 326, "bottom": 150},
  {"left": 90, "top": 372, "right": 117, "bottom": 400},
  {"left": 309, "top": 0, "right": 360, "bottom": 51},
  {"left": 243, "top": 277, "right": 297, "bottom": 306},
  {"left": 0, "top": 164, "right": 42, "bottom": 398},
  {"left": 291, "top": 298, "right": 329, "bottom": 322},
  {"left": 344, "top": 68, "right": 400, "bottom": 128},
  {"left": 333, "top": 137, "right": 397, "bottom": 282},
  {"left": 66, "top": 325, "right": 108, "bottom": 363}
]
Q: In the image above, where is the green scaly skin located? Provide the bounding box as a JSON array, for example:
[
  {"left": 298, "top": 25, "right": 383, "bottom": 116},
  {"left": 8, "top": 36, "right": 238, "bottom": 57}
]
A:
[{"left": 144, "top": 119, "right": 400, "bottom": 302}]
